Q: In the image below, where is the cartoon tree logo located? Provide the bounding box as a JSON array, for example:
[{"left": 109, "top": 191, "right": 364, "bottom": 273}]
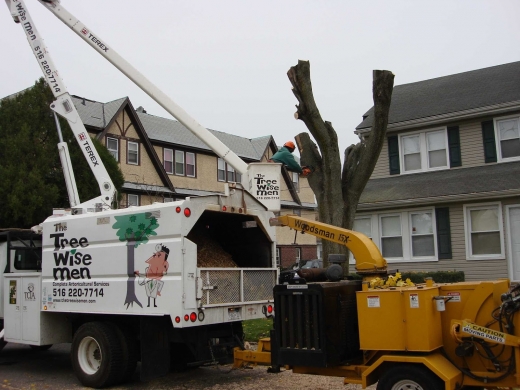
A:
[{"left": 113, "top": 212, "right": 159, "bottom": 309}]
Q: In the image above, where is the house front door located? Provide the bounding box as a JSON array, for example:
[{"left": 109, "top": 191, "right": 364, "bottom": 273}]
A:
[{"left": 507, "top": 205, "right": 520, "bottom": 281}]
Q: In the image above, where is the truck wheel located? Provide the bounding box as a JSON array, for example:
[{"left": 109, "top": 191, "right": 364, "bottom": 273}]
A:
[
  {"left": 112, "top": 324, "right": 138, "bottom": 383},
  {"left": 29, "top": 344, "right": 53, "bottom": 351},
  {"left": 71, "top": 322, "right": 124, "bottom": 388},
  {"left": 376, "top": 364, "right": 443, "bottom": 390}
]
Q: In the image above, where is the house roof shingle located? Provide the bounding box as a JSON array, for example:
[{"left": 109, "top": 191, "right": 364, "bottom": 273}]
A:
[
  {"left": 359, "top": 161, "right": 520, "bottom": 209},
  {"left": 357, "top": 61, "right": 520, "bottom": 130}
]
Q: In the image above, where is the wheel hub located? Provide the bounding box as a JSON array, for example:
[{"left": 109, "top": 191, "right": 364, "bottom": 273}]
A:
[
  {"left": 77, "top": 336, "right": 102, "bottom": 375},
  {"left": 391, "top": 379, "right": 424, "bottom": 390}
]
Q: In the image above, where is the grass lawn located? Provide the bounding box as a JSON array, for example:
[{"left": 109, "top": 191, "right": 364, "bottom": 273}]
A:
[{"left": 242, "top": 318, "right": 273, "bottom": 341}]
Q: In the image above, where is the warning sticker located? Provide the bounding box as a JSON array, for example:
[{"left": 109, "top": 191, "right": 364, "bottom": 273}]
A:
[
  {"left": 367, "top": 296, "right": 380, "bottom": 308},
  {"left": 447, "top": 292, "right": 461, "bottom": 302},
  {"left": 409, "top": 293, "right": 419, "bottom": 308},
  {"left": 462, "top": 322, "right": 505, "bottom": 344}
]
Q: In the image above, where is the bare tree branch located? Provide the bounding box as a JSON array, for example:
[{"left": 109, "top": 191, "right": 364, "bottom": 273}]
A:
[{"left": 287, "top": 62, "right": 394, "bottom": 270}]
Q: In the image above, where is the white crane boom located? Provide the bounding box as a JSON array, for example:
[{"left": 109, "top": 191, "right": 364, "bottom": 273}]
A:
[
  {"left": 5, "top": 0, "right": 116, "bottom": 212},
  {"left": 35, "top": 0, "right": 249, "bottom": 179}
]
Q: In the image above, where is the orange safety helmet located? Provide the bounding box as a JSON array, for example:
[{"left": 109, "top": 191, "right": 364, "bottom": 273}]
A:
[{"left": 284, "top": 141, "right": 296, "bottom": 150}]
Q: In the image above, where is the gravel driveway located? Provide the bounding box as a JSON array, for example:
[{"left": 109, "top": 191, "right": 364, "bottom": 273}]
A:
[{"left": 0, "top": 342, "right": 376, "bottom": 390}]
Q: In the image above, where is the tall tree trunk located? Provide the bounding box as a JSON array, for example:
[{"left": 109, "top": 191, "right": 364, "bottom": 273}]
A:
[
  {"left": 125, "top": 240, "right": 142, "bottom": 309},
  {"left": 289, "top": 61, "right": 394, "bottom": 273}
]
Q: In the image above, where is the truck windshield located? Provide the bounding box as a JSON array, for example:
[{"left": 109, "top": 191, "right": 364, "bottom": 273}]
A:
[{"left": 13, "top": 248, "right": 42, "bottom": 271}]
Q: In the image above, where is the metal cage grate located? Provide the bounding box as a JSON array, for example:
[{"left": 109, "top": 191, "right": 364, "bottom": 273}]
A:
[
  {"left": 243, "top": 270, "right": 276, "bottom": 302},
  {"left": 200, "top": 269, "right": 276, "bottom": 306},
  {"left": 201, "top": 270, "right": 241, "bottom": 305}
]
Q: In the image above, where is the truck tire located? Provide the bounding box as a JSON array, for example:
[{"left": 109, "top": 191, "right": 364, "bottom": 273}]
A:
[
  {"left": 71, "top": 322, "right": 124, "bottom": 388},
  {"left": 111, "top": 324, "right": 138, "bottom": 383},
  {"left": 376, "top": 364, "right": 444, "bottom": 390}
]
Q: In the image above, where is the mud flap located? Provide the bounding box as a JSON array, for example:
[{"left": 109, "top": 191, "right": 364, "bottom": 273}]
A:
[{"left": 140, "top": 316, "right": 170, "bottom": 381}]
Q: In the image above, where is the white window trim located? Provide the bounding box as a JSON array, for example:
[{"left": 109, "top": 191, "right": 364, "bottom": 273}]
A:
[
  {"left": 186, "top": 152, "right": 196, "bottom": 177},
  {"left": 217, "top": 158, "right": 226, "bottom": 182},
  {"left": 292, "top": 172, "right": 300, "bottom": 192},
  {"left": 128, "top": 194, "right": 139, "bottom": 207},
  {"left": 127, "top": 141, "right": 139, "bottom": 165},
  {"left": 379, "top": 213, "right": 405, "bottom": 261},
  {"left": 164, "top": 148, "right": 174, "bottom": 174},
  {"left": 408, "top": 210, "right": 437, "bottom": 260},
  {"left": 295, "top": 247, "right": 301, "bottom": 262},
  {"left": 107, "top": 137, "right": 119, "bottom": 162},
  {"left": 463, "top": 202, "right": 505, "bottom": 260},
  {"left": 398, "top": 128, "right": 449, "bottom": 174},
  {"left": 494, "top": 114, "right": 520, "bottom": 163},
  {"left": 349, "top": 216, "right": 374, "bottom": 265},
  {"left": 175, "top": 150, "right": 185, "bottom": 176},
  {"left": 505, "top": 205, "right": 520, "bottom": 281},
  {"left": 352, "top": 208, "right": 438, "bottom": 264}
]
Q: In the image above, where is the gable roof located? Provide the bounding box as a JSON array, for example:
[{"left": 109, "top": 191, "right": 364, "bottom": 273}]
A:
[
  {"left": 356, "top": 61, "right": 520, "bottom": 131},
  {"left": 358, "top": 161, "right": 520, "bottom": 210},
  {"left": 72, "top": 96, "right": 126, "bottom": 129},
  {"left": 136, "top": 111, "right": 268, "bottom": 160}
]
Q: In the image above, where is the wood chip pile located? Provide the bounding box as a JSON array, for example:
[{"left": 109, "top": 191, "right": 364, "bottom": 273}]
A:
[{"left": 189, "top": 232, "right": 238, "bottom": 268}]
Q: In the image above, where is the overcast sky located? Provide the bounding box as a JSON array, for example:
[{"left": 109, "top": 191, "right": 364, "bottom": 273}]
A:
[{"left": 1, "top": 1, "right": 519, "bottom": 156}]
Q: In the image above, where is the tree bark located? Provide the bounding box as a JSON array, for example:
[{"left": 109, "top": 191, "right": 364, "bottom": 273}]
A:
[
  {"left": 289, "top": 61, "right": 394, "bottom": 271},
  {"left": 125, "top": 240, "right": 142, "bottom": 309}
]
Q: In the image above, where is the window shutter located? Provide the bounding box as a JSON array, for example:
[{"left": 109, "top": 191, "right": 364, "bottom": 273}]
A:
[
  {"left": 481, "top": 120, "right": 497, "bottom": 163},
  {"left": 435, "top": 207, "right": 452, "bottom": 260},
  {"left": 447, "top": 126, "right": 462, "bottom": 167},
  {"left": 388, "top": 136, "right": 400, "bottom": 175}
]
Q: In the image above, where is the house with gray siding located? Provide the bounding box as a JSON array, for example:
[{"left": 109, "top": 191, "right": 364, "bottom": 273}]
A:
[{"left": 354, "top": 61, "right": 520, "bottom": 281}]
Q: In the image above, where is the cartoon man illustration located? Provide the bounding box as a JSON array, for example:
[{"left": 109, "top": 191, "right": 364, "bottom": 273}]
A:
[{"left": 135, "top": 244, "right": 169, "bottom": 307}]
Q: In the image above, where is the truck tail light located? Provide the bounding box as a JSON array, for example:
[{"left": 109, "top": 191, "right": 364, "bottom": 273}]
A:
[
  {"left": 190, "top": 312, "right": 197, "bottom": 322},
  {"left": 222, "top": 206, "right": 227, "bottom": 211},
  {"left": 176, "top": 206, "right": 181, "bottom": 213},
  {"left": 267, "top": 305, "right": 273, "bottom": 314},
  {"left": 175, "top": 316, "right": 181, "bottom": 323},
  {"left": 184, "top": 314, "right": 189, "bottom": 322},
  {"left": 184, "top": 208, "right": 191, "bottom": 217}
]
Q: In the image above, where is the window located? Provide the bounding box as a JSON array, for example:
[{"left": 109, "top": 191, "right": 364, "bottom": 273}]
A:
[
  {"left": 380, "top": 215, "right": 403, "bottom": 258},
  {"left": 400, "top": 129, "right": 448, "bottom": 173},
  {"left": 410, "top": 211, "right": 435, "bottom": 257},
  {"left": 355, "top": 208, "right": 439, "bottom": 262},
  {"left": 107, "top": 137, "right": 119, "bottom": 161},
  {"left": 227, "top": 164, "right": 236, "bottom": 182},
  {"left": 293, "top": 209, "right": 301, "bottom": 217},
  {"left": 175, "top": 150, "right": 185, "bottom": 176},
  {"left": 164, "top": 149, "right": 173, "bottom": 174},
  {"left": 218, "top": 158, "right": 226, "bottom": 182},
  {"left": 186, "top": 152, "right": 195, "bottom": 177},
  {"left": 217, "top": 158, "right": 242, "bottom": 183},
  {"left": 464, "top": 203, "right": 504, "bottom": 260},
  {"left": 128, "top": 141, "right": 139, "bottom": 165},
  {"left": 128, "top": 194, "right": 139, "bottom": 207},
  {"left": 292, "top": 172, "right": 299, "bottom": 192},
  {"left": 276, "top": 248, "right": 280, "bottom": 267},
  {"left": 295, "top": 247, "right": 301, "bottom": 262},
  {"left": 350, "top": 217, "right": 372, "bottom": 264},
  {"left": 496, "top": 116, "right": 520, "bottom": 161}
]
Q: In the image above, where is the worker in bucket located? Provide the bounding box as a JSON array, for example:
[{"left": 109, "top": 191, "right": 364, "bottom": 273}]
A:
[{"left": 270, "top": 141, "right": 312, "bottom": 176}]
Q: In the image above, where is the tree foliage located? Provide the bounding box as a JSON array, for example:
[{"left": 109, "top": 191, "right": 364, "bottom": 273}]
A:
[
  {"left": 0, "top": 78, "right": 124, "bottom": 228},
  {"left": 288, "top": 61, "right": 394, "bottom": 269}
]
